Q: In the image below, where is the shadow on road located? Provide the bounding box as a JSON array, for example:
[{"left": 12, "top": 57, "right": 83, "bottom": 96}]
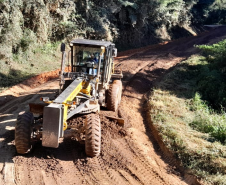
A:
[{"left": 0, "top": 89, "right": 58, "bottom": 164}]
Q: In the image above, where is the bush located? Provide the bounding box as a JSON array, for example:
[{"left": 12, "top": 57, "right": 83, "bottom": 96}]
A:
[
  {"left": 0, "top": 68, "right": 32, "bottom": 89},
  {"left": 19, "top": 29, "right": 36, "bottom": 52},
  {"left": 197, "top": 39, "right": 226, "bottom": 64},
  {"left": 196, "top": 39, "right": 226, "bottom": 108},
  {"left": 190, "top": 93, "right": 226, "bottom": 144}
]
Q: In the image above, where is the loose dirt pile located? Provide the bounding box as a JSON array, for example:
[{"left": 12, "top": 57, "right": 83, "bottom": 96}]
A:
[{"left": 1, "top": 27, "right": 226, "bottom": 185}]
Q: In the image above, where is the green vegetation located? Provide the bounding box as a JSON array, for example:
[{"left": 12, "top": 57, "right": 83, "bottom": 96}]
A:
[
  {"left": 0, "top": 42, "right": 61, "bottom": 92},
  {"left": 0, "top": 0, "right": 198, "bottom": 91},
  {"left": 200, "top": 0, "right": 226, "bottom": 24},
  {"left": 1, "top": 0, "right": 225, "bottom": 60},
  {"left": 0, "top": 0, "right": 225, "bottom": 91},
  {"left": 195, "top": 39, "right": 226, "bottom": 108},
  {"left": 149, "top": 40, "right": 226, "bottom": 184},
  {"left": 190, "top": 93, "right": 226, "bottom": 144}
]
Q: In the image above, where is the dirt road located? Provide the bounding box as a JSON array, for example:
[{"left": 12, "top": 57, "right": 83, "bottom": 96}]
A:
[{"left": 1, "top": 27, "right": 226, "bottom": 185}]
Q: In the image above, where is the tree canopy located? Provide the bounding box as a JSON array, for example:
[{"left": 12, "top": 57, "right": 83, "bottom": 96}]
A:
[{"left": 0, "top": 0, "right": 225, "bottom": 60}]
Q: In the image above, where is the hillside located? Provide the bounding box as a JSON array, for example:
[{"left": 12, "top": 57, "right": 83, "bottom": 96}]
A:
[
  {"left": 1, "top": 0, "right": 226, "bottom": 92},
  {"left": 1, "top": 0, "right": 225, "bottom": 60}
]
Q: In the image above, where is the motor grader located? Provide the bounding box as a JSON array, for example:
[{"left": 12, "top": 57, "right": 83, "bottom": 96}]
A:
[{"left": 14, "top": 39, "right": 123, "bottom": 157}]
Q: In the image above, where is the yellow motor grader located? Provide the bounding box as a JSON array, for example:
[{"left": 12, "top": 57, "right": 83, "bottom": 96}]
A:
[{"left": 15, "top": 39, "right": 123, "bottom": 157}]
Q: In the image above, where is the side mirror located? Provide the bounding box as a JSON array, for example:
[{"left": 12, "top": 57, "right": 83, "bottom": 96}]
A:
[
  {"left": 112, "top": 48, "right": 117, "bottom": 57},
  {"left": 61, "top": 43, "right": 66, "bottom": 52}
]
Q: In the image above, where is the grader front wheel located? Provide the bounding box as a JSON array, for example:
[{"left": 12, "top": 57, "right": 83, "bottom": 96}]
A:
[
  {"left": 107, "top": 80, "right": 122, "bottom": 112},
  {"left": 85, "top": 114, "right": 101, "bottom": 157},
  {"left": 15, "top": 112, "right": 34, "bottom": 154}
]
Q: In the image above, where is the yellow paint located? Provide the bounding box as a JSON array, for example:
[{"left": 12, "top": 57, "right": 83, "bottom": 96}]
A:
[
  {"left": 101, "top": 47, "right": 105, "bottom": 56},
  {"left": 43, "top": 101, "right": 53, "bottom": 104},
  {"left": 61, "top": 80, "right": 83, "bottom": 128},
  {"left": 63, "top": 121, "right": 67, "bottom": 130},
  {"left": 63, "top": 81, "right": 83, "bottom": 104},
  {"left": 63, "top": 105, "right": 68, "bottom": 130},
  {"left": 60, "top": 80, "right": 93, "bottom": 128},
  {"left": 63, "top": 101, "right": 76, "bottom": 106},
  {"left": 81, "top": 82, "right": 91, "bottom": 95}
]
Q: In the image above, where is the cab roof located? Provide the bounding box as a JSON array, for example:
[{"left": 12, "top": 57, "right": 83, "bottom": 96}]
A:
[{"left": 71, "top": 39, "right": 115, "bottom": 47}]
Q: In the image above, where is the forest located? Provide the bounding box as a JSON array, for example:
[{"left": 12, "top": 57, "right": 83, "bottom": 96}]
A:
[{"left": 0, "top": 0, "right": 226, "bottom": 61}]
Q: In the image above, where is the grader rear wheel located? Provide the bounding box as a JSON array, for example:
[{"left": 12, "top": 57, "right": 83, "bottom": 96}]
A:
[
  {"left": 107, "top": 80, "right": 122, "bottom": 112},
  {"left": 15, "top": 112, "right": 34, "bottom": 154},
  {"left": 85, "top": 114, "right": 101, "bottom": 157}
]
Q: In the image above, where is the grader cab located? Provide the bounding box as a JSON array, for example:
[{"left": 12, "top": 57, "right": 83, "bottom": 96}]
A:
[{"left": 15, "top": 39, "right": 123, "bottom": 157}]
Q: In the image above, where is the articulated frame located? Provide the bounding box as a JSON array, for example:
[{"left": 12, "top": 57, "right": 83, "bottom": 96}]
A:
[{"left": 42, "top": 78, "right": 99, "bottom": 148}]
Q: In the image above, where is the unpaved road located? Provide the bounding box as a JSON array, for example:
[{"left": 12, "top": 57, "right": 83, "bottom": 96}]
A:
[{"left": 0, "top": 27, "right": 226, "bottom": 185}]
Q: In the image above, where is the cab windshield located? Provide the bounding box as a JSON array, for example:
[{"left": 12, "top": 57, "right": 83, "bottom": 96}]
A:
[{"left": 72, "top": 46, "right": 104, "bottom": 75}]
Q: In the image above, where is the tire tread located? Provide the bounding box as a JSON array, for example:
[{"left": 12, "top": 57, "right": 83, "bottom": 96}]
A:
[
  {"left": 107, "top": 80, "right": 122, "bottom": 111},
  {"left": 15, "top": 112, "right": 34, "bottom": 154},
  {"left": 85, "top": 114, "right": 101, "bottom": 157}
]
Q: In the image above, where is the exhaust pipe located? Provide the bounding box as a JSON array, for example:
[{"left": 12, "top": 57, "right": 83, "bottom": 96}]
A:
[{"left": 59, "top": 43, "right": 66, "bottom": 93}]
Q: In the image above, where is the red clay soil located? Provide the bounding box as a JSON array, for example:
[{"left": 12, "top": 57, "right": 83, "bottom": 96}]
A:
[{"left": 0, "top": 26, "right": 226, "bottom": 185}]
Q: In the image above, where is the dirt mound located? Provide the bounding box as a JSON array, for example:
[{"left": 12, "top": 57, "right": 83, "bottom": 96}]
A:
[{"left": 0, "top": 67, "right": 71, "bottom": 107}]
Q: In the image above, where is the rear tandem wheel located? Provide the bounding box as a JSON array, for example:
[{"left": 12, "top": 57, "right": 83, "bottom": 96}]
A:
[
  {"left": 15, "top": 112, "right": 34, "bottom": 154},
  {"left": 107, "top": 80, "right": 122, "bottom": 112}
]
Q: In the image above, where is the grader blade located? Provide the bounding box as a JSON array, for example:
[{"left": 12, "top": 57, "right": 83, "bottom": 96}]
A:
[{"left": 105, "top": 116, "right": 124, "bottom": 126}]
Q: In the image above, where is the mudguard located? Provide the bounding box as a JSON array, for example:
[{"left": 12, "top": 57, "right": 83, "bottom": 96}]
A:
[{"left": 42, "top": 104, "right": 63, "bottom": 148}]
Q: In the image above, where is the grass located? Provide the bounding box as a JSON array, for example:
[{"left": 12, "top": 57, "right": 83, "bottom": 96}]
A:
[
  {"left": 190, "top": 93, "right": 226, "bottom": 144},
  {"left": 0, "top": 42, "right": 61, "bottom": 93},
  {"left": 149, "top": 54, "right": 226, "bottom": 185}
]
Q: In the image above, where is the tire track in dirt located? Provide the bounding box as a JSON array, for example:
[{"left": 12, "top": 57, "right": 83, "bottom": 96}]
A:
[
  {"left": 116, "top": 53, "right": 189, "bottom": 185},
  {"left": 85, "top": 157, "right": 114, "bottom": 185},
  {"left": 0, "top": 80, "right": 59, "bottom": 185},
  {"left": 113, "top": 137, "right": 165, "bottom": 185}
]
